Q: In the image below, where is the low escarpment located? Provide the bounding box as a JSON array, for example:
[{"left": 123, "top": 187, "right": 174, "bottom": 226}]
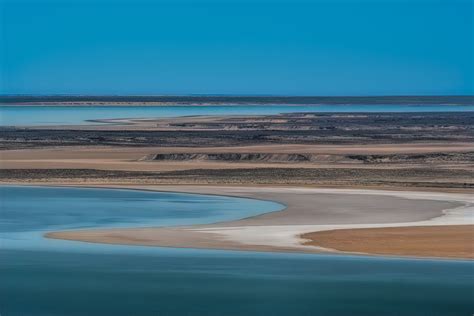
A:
[
  {"left": 139, "top": 152, "right": 474, "bottom": 164},
  {"left": 347, "top": 152, "right": 474, "bottom": 164},
  {"left": 141, "top": 153, "right": 318, "bottom": 163}
]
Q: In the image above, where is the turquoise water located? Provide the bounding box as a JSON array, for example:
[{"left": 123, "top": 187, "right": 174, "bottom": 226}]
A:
[
  {"left": 1, "top": 186, "right": 473, "bottom": 315},
  {"left": 0, "top": 186, "right": 283, "bottom": 251},
  {"left": 1, "top": 104, "right": 473, "bottom": 126}
]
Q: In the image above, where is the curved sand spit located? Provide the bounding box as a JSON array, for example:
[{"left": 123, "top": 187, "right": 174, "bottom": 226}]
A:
[{"left": 46, "top": 186, "right": 474, "bottom": 259}]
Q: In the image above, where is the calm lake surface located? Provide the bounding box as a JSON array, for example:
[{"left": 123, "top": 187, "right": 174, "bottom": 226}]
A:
[
  {"left": 1, "top": 186, "right": 473, "bottom": 316},
  {"left": 1, "top": 104, "right": 473, "bottom": 126}
]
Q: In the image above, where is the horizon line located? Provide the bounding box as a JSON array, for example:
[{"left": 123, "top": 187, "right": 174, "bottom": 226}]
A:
[{"left": 1, "top": 94, "right": 473, "bottom": 98}]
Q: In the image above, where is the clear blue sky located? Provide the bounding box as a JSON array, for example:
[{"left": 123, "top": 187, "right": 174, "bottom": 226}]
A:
[{"left": 1, "top": 0, "right": 472, "bottom": 95}]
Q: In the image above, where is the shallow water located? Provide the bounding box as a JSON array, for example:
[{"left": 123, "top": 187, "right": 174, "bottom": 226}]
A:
[
  {"left": 0, "top": 186, "right": 283, "bottom": 251},
  {"left": 1, "top": 104, "right": 473, "bottom": 126},
  {"left": 1, "top": 186, "right": 473, "bottom": 316}
]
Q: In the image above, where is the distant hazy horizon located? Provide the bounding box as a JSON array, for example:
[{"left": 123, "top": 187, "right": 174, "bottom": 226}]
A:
[
  {"left": 1, "top": 94, "right": 474, "bottom": 97},
  {"left": 1, "top": 94, "right": 473, "bottom": 98}
]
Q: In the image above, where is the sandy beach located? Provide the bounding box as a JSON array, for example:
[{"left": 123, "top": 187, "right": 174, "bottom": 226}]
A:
[{"left": 46, "top": 185, "right": 474, "bottom": 259}]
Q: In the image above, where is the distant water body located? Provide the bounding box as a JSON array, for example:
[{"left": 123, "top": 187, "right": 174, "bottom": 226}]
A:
[
  {"left": 1, "top": 186, "right": 473, "bottom": 316},
  {"left": 1, "top": 104, "right": 473, "bottom": 126}
]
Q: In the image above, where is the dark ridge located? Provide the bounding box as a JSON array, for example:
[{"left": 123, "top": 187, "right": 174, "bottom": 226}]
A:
[
  {"left": 1, "top": 112, "right": 473, "bottom": 149},
  {"left": 346, "top": 152, "right": 474, "bottom": 164},
  {"left": 1, "top": 168, "right": 472, "bottom": 189}
]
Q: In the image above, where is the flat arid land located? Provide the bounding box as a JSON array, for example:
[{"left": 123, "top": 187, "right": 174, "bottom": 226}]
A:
[{"left": 2, "top": 110, "right": 473, "bottom": 259}]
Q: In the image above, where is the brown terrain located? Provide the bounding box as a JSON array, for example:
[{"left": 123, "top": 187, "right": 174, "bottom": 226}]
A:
[
  {"left": 302, "top": 225, "right": 474, "bottom": 259},
  {"left": 1, "top": 112, "right": 474, "bottom": 190},
  {"left": 2, "top": 110, "right": 474, "bottom": 259}
]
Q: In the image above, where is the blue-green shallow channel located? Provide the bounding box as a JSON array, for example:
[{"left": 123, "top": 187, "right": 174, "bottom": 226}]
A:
[
  {"left": 1, "top": 186, "right": 473, "bottom": 316},
  {"left": 1, "top": 104, "right": 473, "bottom": 126}
]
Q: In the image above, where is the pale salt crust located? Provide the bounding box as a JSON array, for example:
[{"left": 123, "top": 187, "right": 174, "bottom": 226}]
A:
[{"left": 178, "top": 188, "right": 473, "bottom": 252}]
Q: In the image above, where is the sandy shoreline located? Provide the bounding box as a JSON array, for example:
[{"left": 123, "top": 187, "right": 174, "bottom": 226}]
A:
[{"left": 40, "top": 184, "right": 474, "bottom": 259}]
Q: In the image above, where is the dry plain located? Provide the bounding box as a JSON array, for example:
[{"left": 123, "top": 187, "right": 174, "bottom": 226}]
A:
[{"left": 2, "top": 111, "right": 473, "bottom": 259}]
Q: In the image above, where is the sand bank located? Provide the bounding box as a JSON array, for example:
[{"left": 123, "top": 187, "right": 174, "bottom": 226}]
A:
[{"left": 46, "top": 186, "right": 474, "bottom": 259}]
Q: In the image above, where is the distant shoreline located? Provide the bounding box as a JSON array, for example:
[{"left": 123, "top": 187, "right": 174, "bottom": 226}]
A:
[
  {"left": 1, "top": 95, "right": 472, "bottom": 106},
  {"left": 2, "top": 103, "right": 474, "bottom": 107}
]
